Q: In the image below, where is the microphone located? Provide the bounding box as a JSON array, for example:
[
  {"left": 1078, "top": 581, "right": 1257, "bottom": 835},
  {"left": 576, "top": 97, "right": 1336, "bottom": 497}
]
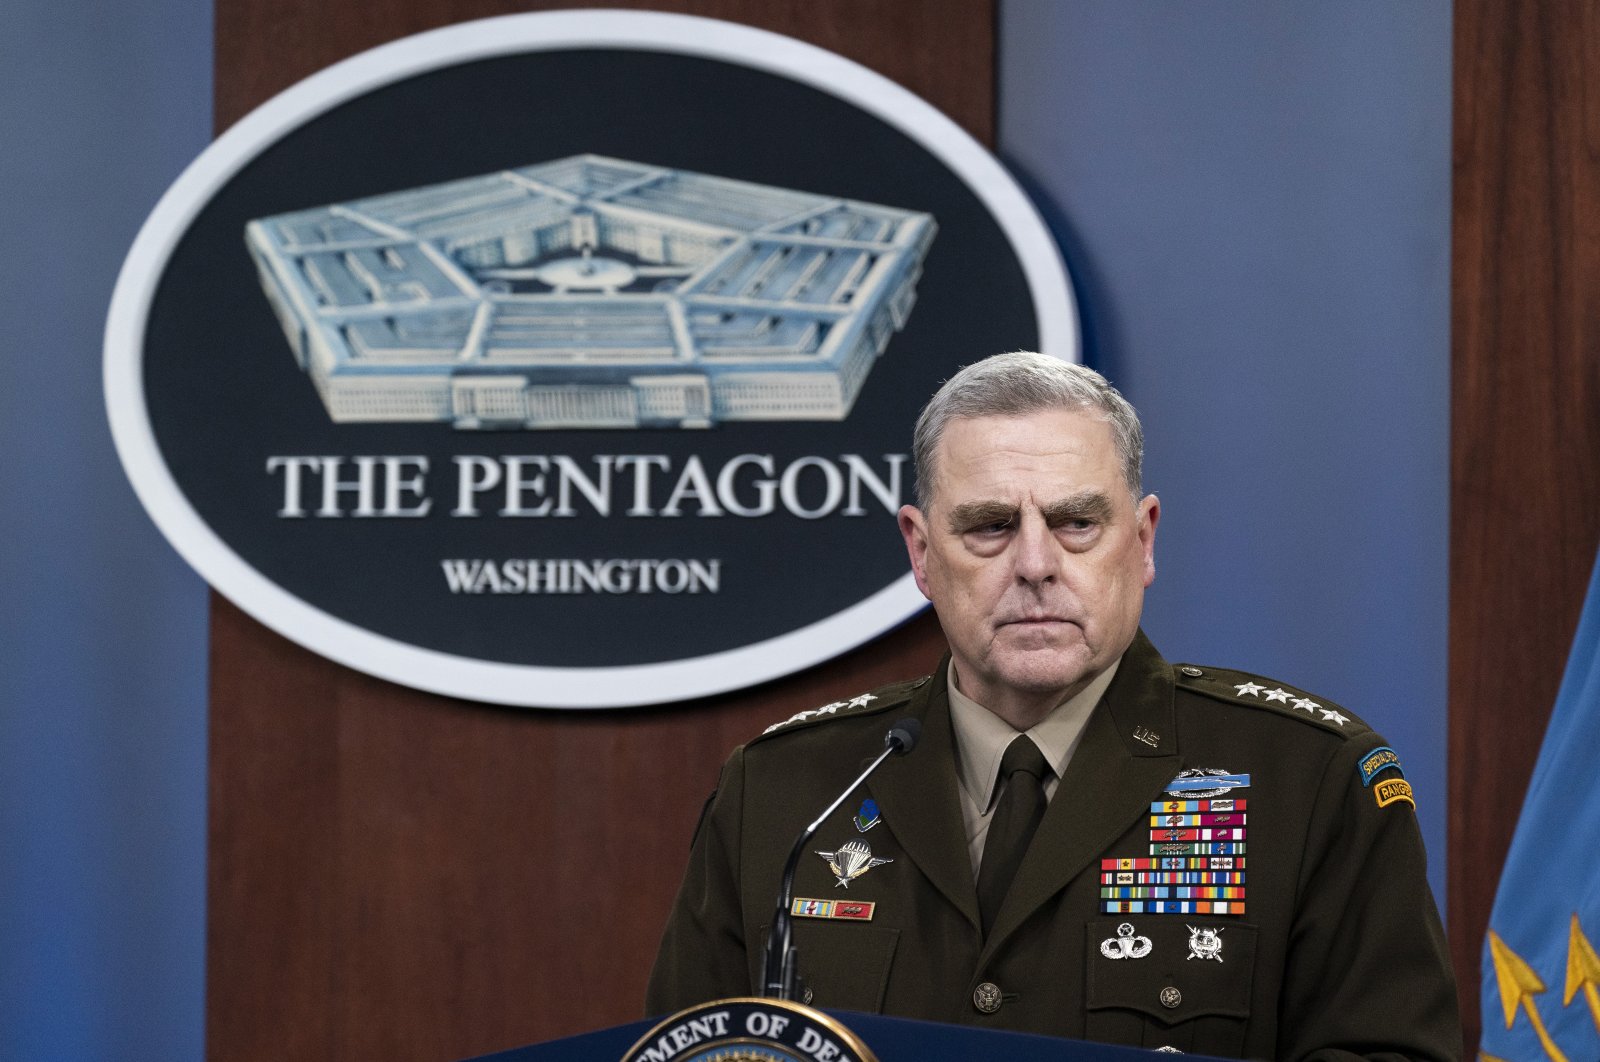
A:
[
  {"left": 761, "top": 718, "right": 921, "bottom": 1001},
  {"left": 885, "top": 718, "right": 921, "bottom": 755}
]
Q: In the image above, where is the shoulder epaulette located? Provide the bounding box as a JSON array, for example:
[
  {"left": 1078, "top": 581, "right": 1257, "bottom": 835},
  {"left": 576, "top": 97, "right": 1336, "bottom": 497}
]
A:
[
  {"left": 1171, "top": 663, "right": 1370, "bottom": 738},
  {"left": 748, "top": 675, "right": 929, "bottom": 745}
]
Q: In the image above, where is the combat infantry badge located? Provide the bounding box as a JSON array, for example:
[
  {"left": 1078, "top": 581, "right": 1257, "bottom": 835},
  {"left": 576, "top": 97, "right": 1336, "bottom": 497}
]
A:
[
  {"left": 816, "top": 838, "right": 891, "bottom": 888},
  {"left": 1163, "top": 768, "right": 1251, "bottom": 798}
]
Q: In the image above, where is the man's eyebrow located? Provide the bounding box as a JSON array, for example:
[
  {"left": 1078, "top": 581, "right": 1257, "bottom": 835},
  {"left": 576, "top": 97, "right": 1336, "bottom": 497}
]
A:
[
  {"left": 946, "top": 501, "right": 1018, "bottom": 532},
  {"left": 1041, "top": 491, "right": 1114, "bottom": 524}
]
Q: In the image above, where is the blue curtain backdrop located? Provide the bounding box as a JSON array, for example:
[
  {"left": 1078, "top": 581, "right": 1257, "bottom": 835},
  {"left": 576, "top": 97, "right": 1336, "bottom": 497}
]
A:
[
  {"left": 0, "top": 2, "right": 1449, "bottom": 1057},
  {"left": 0, "top": 0, "right": 211, "bottom": 1059},
  {"left": 1000, "top": 0, "right": 1451, "bottom": 901}
]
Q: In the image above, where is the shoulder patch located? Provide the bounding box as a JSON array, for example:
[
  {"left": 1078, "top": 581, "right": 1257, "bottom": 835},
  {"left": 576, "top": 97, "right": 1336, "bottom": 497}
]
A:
[
  {"left": 750, "top": 675, "right": 926, "bottom": 743},
  {"left": 1172, "top": 664, "right": 1369, "bottom": 737},
  {"left": 1373, "top": 776, "right": 1416, "bottom": 810},
  {"left": 1357, "top": 745, "right": 1405, "bottom": 786}
]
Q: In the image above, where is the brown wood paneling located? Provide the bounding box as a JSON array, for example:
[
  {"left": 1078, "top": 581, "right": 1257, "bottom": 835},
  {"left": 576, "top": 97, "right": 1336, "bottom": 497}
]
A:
[
  {"left": 1450, "top": 0, "right": 1600, "bottom": 1052},
  {"left": 209, "top": 597, "right": 946, "bottom": 1059},
  {"left": 208, "top": 3, "right": 991, "bottom": 1059},
  {"left": 215, "top": 0, "right": 995, "bottom": 137}
]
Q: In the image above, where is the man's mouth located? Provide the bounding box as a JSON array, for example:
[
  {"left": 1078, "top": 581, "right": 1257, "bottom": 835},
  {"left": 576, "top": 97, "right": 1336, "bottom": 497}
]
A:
[{"left": 998, "top": 615, "right": 1074, "bottom": 629}]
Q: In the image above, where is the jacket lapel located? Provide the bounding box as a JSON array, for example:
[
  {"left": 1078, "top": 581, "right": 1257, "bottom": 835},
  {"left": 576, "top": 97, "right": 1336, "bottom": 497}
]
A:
[
  {"left": 867, "top": 666, "right": 981, "bottom": 931},
  {"left": 981, "top": 631, "right": 1181, "bottom": 956}
]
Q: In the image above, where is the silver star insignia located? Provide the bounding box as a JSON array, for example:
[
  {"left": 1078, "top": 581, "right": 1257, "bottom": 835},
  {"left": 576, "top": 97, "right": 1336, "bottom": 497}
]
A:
[
  {"left": 848, "top": 693, "right": 878, "bottom": 708},
  {"left": 1234, "top": 682, "right": 1265, "bottom": 697},
  {"left": 763, "top": 700, "right": 847, "bottom": 733},
  {"left": 1292, "top": 697, "right": 1319, "bottom": 712},
  {"left": 1319, "top": 708, "right": 1349, "bottom": 726},
  {"left": 1262, "top": 687, "right": 1292, "bottom": 704}
]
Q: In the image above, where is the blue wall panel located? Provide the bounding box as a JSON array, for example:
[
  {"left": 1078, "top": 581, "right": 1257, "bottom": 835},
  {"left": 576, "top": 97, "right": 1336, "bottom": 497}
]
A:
[
  {"left": 997, "top": 1, "right": 1452, "bottom": 901},
  {"left": 0, "top": 1, "right": 211, "bottom": 1059}
]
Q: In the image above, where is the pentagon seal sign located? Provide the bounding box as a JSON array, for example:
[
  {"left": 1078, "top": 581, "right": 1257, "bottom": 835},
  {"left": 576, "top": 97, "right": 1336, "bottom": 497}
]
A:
[
  {"left": 104, "top": 10, "right": 1076, "bottom": 709},
  {"left": 624, "top": 998, "right": 877, "bottom": 1062},
  {"left": 246, "top": 156, "right": 935, "bottom": 430}
]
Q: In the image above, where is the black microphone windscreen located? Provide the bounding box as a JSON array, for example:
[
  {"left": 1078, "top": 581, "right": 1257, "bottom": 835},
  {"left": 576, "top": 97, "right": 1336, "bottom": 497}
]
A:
[{"left": 885, "top": 717, "right": 922, "bottom": 753}]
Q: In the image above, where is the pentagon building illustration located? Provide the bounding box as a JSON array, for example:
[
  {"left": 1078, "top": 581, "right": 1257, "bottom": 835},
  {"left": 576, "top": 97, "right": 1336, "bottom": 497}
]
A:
[{"left": 244, "top": 155, "right": 937, "bottom": 429}]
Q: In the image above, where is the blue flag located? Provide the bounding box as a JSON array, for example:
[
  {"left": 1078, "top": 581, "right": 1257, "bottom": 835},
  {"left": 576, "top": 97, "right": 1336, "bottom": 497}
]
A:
[{"left": 1481, "top": 557, "right": 1600, "bottom": 1061}]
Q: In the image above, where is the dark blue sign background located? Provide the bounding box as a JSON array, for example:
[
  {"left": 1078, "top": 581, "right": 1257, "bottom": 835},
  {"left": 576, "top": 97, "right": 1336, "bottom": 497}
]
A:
[{"left": 142, "top": 49, "right": 1039, "bottom": 667}]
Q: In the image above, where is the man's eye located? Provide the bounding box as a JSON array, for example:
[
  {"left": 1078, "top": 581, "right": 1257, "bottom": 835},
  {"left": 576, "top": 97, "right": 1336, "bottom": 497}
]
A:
[{"left": 1049, "top": 515, "right": 1098, "bottom": 533}]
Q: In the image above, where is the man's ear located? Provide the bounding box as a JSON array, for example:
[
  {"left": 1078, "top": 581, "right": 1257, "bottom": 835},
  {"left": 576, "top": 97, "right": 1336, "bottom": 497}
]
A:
[
  {"left": 898, "top": 504, "right": 934, "bottom": 601},
  {"left": 1137, "top": 494, "right": 1160, "bottom": 588}
]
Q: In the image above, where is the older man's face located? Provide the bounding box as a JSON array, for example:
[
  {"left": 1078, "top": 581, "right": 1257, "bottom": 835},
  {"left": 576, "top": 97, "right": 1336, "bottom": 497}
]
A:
[{"left": 899, "top": 408, "right": 1159, "bottom": 714}]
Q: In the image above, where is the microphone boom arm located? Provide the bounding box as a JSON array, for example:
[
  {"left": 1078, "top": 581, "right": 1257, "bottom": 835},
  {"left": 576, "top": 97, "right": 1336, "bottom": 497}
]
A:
[{"left": 761, "top": 721, "right": 918, "bottom": 1000}]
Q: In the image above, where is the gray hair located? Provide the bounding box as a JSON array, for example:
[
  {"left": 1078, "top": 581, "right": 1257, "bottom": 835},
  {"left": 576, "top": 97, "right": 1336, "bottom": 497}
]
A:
[{"left": 911, "top": 351, "right": 1145, "bottom": 510}]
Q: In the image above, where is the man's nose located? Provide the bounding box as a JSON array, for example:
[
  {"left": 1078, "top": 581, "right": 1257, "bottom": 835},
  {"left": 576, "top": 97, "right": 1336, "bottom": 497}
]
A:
[{"left": 1012, "top": 512, "right": 1058, "bottom": 585}]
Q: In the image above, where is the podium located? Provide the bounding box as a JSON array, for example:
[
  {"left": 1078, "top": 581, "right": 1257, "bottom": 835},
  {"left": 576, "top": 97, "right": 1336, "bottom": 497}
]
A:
[{"left": 467, "top": 1010, "right": 1226, "bottom": 1060}]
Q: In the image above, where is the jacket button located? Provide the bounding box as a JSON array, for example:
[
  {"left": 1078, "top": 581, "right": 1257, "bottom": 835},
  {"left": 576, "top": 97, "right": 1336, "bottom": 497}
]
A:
[
  {"left": 972, "top": 982, "right": 1003, "bottom": 1014},
  {"left": 1160, "top": 985, "right": 1182, "bottom": 1009}
]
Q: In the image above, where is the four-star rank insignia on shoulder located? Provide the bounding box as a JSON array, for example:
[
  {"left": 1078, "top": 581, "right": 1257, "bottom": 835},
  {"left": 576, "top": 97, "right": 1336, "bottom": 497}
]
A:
[
  {"left": 762, "top": 691, "right": 880, "bottom": 734},
  {"left": 1173, "top": 664, "right": 1365, "bottom": 735},
  {"left": 755, "top": 675, "right": 928, "bottom": 740}
]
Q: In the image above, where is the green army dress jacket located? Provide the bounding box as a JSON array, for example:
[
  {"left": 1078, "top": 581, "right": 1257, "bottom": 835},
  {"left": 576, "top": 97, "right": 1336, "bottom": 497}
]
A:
[{"left": 646, "top": 632, "right": 1461, "bottom": 1060}]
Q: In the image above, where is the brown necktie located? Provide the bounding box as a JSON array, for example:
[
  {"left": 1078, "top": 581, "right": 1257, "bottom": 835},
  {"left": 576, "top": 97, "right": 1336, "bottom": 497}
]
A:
[{"left": 977, "top": 734, "right": 1051, "bottom": 937}]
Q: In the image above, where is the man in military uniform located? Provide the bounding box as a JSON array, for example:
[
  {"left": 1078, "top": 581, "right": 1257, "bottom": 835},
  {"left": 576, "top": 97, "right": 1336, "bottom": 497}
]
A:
[{"left": 647, "top": 352, "right": 1460, "bottom": 1059}]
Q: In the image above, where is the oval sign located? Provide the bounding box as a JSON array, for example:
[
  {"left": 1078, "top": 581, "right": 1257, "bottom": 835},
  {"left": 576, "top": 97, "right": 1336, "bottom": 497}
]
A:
[{"left": 105, "top": 10, "right": 1076, "bottom": 708}]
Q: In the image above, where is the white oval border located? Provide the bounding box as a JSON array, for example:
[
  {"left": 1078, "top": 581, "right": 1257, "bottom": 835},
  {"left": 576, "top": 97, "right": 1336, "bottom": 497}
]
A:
[{"left": 104, "top": 9, "right": 1079, "bottom": 709}]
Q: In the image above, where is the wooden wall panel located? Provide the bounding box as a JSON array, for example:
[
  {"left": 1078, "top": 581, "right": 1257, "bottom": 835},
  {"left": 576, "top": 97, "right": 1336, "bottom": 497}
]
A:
[
  {"left": 208, "top": 3, "right": 991, "bottom": 1059},
  {"left": 208, "top": 598, "right": 947, "bottom": 1059},
  {"left": 214, "top": 0, "right": 996, "bottom": 135},
  {"left": 1450, "top": 0, "right": 1600, "bottom": 1052}
]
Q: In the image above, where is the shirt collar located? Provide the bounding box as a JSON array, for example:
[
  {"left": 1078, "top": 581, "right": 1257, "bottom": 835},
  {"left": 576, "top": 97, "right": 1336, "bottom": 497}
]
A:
[{"left": 948, "top": 656, "right": 1122, "bottom": 813}]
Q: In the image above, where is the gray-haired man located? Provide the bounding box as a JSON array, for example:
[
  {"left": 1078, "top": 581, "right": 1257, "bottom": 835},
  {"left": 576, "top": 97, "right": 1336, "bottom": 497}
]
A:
[{"left": 649, "top": 352, "right": 1459, "bottom": 1059}]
